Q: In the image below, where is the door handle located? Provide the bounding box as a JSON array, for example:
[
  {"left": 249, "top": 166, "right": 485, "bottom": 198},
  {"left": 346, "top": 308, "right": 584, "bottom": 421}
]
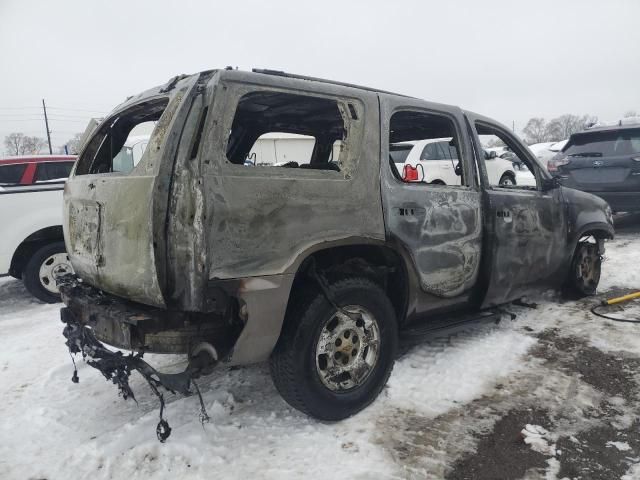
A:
[{"left": 394, "top": 206, "right": 426, "bottom": 217}]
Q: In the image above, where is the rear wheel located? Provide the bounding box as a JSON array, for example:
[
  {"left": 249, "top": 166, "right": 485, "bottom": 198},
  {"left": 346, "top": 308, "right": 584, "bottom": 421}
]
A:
[
  {"left": 565, "top": 240, "right": 601, "bottom": 296},
  {"left": 22, "top": 241, "right": 73, "bottom": 303},
  {"left": 270, "top": 276, "right": 398, "bottom": 421},
  {"left": 499, "top": 172, "right": 516, "bottom": 186}
]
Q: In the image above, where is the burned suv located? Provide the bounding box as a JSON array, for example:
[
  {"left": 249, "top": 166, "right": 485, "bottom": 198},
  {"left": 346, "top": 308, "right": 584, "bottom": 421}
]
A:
[{"left": 60, "top": 68, "right": 613, "bottom": 436}]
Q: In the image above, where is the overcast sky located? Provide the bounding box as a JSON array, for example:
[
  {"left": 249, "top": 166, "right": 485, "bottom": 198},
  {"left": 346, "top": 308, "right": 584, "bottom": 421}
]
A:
[{"left": 1, "top": 0, "right": 639, "bottom": 151}]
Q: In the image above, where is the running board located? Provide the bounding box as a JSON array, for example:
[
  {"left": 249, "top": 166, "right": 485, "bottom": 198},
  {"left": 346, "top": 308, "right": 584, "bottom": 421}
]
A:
[{"left": 400, "top": 309, "right": 503, "bottom": 345}]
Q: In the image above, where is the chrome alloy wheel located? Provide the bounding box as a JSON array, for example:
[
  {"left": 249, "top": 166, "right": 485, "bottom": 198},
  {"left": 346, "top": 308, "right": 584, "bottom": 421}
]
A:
[
  {"left": 500, "top": 176, "right": 515, "bottom": 186},
  {"left": 38, "top": 252, "right": 73, "bottom": 293},
  {"left": 315, "top": 305, "right": 381, "bottom": 391}
]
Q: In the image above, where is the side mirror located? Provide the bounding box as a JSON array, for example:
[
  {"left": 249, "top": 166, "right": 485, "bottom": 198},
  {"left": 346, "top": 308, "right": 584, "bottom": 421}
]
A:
[
  {"left": 541, "top": 176, "right": 560, "bottom": 191},
  {"left": 489, "top": 150, "right": 497, "bottom": 159}
]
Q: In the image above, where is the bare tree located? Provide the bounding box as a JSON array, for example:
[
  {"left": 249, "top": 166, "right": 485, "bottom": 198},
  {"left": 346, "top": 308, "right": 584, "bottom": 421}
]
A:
[
  {"left": 64, "top": 133, "right": 84, "bottom": 154},
  {"left": 4, "top": 133, "right": 47, "bottom": 156},
  {"left": 522, "top": 117, "right": 549, "bottom": 144},
  {"left": 624, "top": 110, "right": 637, "bottom": 118},
  {"left": 545, "top": 114, "right": 597, "bottom": 142}
]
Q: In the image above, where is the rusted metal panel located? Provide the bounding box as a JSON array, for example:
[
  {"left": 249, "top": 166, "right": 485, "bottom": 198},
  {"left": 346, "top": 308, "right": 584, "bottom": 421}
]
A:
[
  {"left": 60, "top": 68, "right": 615, "bottom": 364},
  {"left": 199, "top": 70, "right": 386, "bottom": 281},
  {"left": 378, "top": 94, "right": 484, "bottom": 315},
  {"left": 63, "top": 75, "right": 202, "bottom": 308}
]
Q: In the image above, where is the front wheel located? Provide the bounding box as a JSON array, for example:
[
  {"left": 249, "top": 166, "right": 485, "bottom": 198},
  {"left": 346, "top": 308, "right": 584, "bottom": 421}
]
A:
[
  {"left": 270, "top": 277, "right": 398, "bottom": 421},
  {"left": 565, "top": 240, "right": 601, "bottom": 296},
  {"left": 22, "top": 241, "right": 73, "bottom": 303},
  {"left": 499, "top": 173, "right": 516, "bottom": 186}
]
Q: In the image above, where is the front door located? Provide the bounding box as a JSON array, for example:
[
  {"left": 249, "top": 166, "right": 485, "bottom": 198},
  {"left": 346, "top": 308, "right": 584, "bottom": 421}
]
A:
[
  {"left": 379, "top": 97, "right": 483, "bottom": 308},
  {"left": 466, "top": 113, "right": 567, "bottom": 307}
]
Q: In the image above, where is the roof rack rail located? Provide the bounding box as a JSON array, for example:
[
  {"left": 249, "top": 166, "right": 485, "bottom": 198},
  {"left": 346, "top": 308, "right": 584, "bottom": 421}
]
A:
[{"left": 251, "top": 68, "right": 411, "bottom": 98}]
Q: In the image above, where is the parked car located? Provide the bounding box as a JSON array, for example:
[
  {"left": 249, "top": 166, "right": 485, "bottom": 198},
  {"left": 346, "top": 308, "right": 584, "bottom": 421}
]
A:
[
  {"left": 0, "top": 155, "right": 76, "bottom": 186},
  {"left": 548, "top": 123, "right": 640, "bottom": 212},
  {"left": 391, "top": 139, "right": 517, "bottom": 186},
  {"left": 0, "top": 183, "right": 74, "bottom": 302},
  {"left": 59, "top": 68, "right": 614, "bottom": 437}
]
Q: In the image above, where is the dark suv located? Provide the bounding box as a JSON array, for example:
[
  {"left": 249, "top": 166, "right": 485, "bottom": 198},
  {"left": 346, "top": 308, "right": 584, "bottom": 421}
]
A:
[{"left": 548, "top": 123, "right": 640, "bottom": 212}]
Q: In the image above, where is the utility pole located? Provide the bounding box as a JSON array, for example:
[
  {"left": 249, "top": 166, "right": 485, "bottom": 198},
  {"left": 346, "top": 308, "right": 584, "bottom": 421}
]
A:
[
  {"left": 512, "top": 120, "right": 515, "bottom": 132},
  {"left": 42, "top": 98, "right": 53, "bottom": 154}
]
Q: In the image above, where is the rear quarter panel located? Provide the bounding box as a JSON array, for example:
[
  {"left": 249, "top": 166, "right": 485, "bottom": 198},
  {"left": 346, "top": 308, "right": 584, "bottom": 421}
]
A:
[{"left": 200, "top": 71, "right": 386, "bottom": 280}]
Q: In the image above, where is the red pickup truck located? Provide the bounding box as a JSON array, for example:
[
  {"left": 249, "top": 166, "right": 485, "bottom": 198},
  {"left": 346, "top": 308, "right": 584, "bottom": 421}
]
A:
[{"left": 0, "top": 155, "right": 76, "bottom": 186}]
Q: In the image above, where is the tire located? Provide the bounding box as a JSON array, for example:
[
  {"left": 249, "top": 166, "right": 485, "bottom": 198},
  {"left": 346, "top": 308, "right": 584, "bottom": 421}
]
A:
[
  {"left": 499, "top": 172, "right": 516, "bottom": 186},
  {"left": 565, "top": 241, "right": 601, "bottom": 297},
  {"left": 22, "top": 241, "right": 73, "bottom": 303},
  {"left": 269, "top": 276, "right": 398, "bottom": 421}
]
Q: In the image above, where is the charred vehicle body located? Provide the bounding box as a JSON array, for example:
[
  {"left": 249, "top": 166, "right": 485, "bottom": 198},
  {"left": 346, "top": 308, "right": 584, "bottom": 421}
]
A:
[{"left": 59, "top": 68, "right": 613, "bottom": 438}]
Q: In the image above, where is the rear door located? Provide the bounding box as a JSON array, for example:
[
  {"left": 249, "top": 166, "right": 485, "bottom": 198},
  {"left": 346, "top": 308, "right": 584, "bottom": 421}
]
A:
[
  {"left": 63, "top": 75, "right": 202, "bottom": 308},
  {"left": 380, "top": 97, "right": 483, "bottom": 304},
  {"left": 560, "top": 128, "right": 640, "bottom": 192}
]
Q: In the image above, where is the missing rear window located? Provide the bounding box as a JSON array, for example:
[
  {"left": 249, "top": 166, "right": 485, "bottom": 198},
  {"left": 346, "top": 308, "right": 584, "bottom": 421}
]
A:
[
  {"left": 75, "top": 98, "right": 168, "bottom": 175},
  {"left": 226, "top": 91, "right": 346, "bottom": 172}
]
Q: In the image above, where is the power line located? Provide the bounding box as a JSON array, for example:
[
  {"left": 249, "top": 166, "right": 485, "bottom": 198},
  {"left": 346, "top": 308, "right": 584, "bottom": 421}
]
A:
[
  {"left": 0, "top": 112, "right": 98, "bottom": 119},
  {"left": 0, "top": 105, "right": 109, "bottom": 113},
  {"left": 48, "top": 106, "right": 109, "bottom": 113},
  {"left": 0, "top": 118, "right": 90, "bottom": 123}
]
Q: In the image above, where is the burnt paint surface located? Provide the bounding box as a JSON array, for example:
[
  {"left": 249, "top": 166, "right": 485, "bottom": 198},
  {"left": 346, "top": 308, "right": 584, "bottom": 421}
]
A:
[
  {"left": 64, "top": 75, "right": 201, "bottom": 308},
  {"left": 480, "top": 187, "right": 567, "bottom": 306},
  {"left": 192, "top": 71, "right": 386, "bottom": 362},
  {"left": 464, "top": 111, "right": 613, "bottom": 308},
  {"left": 62, "top": 69, "right": 614, "bottom": 364},
  {"left": 378, "top": 94, "right": 483, "bottom": 321}
]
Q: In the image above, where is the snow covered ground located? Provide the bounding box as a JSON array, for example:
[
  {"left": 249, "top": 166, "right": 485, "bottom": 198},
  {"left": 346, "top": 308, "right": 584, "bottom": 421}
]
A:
[{"left": 1, "top": 219, "right": 640, "bottom": 479}]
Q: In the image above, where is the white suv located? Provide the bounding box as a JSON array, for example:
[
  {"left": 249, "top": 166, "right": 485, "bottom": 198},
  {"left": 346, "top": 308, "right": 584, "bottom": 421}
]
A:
[{"left": 391, "top": 138, "right": 517, "bottom": 186}]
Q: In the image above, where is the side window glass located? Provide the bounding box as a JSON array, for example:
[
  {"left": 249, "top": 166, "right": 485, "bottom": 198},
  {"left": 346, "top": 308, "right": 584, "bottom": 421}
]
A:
[
  {"left": 226, "top": 91, "right": 347, "bottom": 173},
  {"left": 474, "top": 122, "right": 538, "bottom": 189},
  {"left": 35, "top": 162, "right": 73, "bottom": 182},
  {"left": 420, "top": 142, "right": 438, "bottom": 161},
  {"left": 0, "top": 164, "right": 27, "bottom": 185},
  {"left": 437, "top": 141, "right": 451, "bottom": 160},
  {"left": 389, "top": 111, "right": 464, "bottom": 186}
]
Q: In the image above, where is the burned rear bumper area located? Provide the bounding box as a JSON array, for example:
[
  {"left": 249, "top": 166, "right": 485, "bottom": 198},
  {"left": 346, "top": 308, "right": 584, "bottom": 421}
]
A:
[{"left": 57, "top": 274, "right": 242, "bottom": 355}]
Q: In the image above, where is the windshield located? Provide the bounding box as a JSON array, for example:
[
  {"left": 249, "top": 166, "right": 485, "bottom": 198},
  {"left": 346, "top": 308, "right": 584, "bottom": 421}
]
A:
[{"left": 564, "top": 129, "right": 640, "bottom": 157}]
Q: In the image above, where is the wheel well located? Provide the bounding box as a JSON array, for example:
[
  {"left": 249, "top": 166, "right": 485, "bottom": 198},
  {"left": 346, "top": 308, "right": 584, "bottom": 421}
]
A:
[
  {"left": 9, "top": 226, "right": 64, "bottom": 278},
  {"left": 290, "top": 245, "right": 409, "bottom": 322},
  {"left": 580, "top": 229, "right": 613, "bottom": 240}
]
